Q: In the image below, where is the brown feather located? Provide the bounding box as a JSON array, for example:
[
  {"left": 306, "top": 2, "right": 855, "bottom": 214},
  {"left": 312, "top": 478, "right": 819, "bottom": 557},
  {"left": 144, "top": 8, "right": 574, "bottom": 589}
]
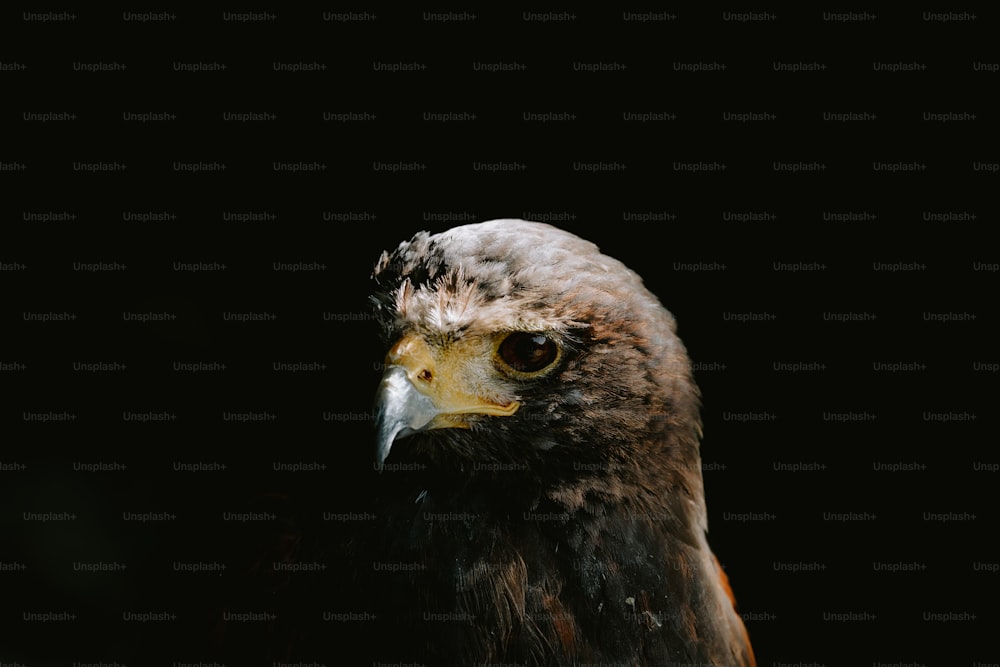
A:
[{"left": 368, "top": 220, "right": 756, "bottom": 665}]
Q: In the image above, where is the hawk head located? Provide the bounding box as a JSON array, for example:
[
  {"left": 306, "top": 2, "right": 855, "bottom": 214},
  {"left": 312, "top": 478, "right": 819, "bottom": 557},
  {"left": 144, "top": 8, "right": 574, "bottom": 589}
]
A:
[{"left": 370, "top": 219, "right": 704, "bottom": 523}]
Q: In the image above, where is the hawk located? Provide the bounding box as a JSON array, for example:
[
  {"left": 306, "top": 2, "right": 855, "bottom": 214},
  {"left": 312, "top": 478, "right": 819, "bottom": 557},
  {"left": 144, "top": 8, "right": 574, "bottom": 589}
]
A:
[{"left": 364, "top": 219, "right": 755, "bottom": 666}]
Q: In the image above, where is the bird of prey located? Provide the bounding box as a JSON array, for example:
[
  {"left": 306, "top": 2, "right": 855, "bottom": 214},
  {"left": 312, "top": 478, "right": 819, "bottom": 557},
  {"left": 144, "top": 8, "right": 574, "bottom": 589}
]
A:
[{"left": 365, "top": 219, "right": 755, "bottom": 666}]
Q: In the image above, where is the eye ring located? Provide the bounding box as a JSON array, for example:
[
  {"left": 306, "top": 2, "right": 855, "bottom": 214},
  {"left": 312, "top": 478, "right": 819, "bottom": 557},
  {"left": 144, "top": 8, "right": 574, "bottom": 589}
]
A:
[{"left": 495, "top": 332, "right": 560, "bottom": 377}]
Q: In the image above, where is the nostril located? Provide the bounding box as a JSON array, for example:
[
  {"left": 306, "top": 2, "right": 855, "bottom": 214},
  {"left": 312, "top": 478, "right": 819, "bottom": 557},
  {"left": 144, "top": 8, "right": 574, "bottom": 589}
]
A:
[{"left": 418, "top": 369, "right": 433, "bottom": 383}]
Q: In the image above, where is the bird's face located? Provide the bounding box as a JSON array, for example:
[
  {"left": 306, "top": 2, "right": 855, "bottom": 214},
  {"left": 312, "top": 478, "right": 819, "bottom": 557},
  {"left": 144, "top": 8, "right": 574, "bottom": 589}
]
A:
[
  {"left": 374, "top": 324, "right": 571, "bottom": 467},
  {"left": 370, "top": 220, "right": 701, "bottom": 478}
]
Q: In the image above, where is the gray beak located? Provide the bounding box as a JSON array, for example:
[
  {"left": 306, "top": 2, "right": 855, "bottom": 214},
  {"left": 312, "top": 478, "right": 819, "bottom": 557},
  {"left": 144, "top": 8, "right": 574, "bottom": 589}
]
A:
[{"left": 373, "top": 365, "right": 441, "bottom": 469}]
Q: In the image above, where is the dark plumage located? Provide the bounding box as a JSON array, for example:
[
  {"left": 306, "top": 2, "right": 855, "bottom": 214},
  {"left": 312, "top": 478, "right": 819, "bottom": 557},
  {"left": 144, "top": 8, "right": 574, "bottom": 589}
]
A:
[{"left": 363, "top": 220, "right": 755, "bottom": 666}]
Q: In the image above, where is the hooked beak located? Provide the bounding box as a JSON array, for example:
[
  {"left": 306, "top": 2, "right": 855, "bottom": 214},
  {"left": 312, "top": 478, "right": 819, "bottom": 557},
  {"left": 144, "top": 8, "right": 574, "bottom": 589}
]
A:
[
  {"left": 373, "top": 365, "right": 440, "bottom": 469},
  {"left": 373, "top": 334, "right": 520, "bottom": 469}
]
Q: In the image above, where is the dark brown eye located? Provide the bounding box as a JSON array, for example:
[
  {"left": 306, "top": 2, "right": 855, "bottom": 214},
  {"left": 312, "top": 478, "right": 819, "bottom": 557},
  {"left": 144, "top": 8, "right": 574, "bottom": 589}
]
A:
[{"left": 497, "top": 332, "right": 559, "bottom": 374}]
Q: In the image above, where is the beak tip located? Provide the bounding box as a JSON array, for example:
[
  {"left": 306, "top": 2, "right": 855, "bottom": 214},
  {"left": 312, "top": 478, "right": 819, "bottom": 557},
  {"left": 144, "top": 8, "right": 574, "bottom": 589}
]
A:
[{"left": 374, "top": 443, "right": 390, "bottom": 472}]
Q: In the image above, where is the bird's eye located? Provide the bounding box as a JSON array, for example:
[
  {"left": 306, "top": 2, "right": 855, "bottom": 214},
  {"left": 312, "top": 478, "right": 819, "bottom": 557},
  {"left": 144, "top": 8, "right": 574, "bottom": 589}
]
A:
[{"left": 496, "top": 332, "right": 559, "bottom": 375}]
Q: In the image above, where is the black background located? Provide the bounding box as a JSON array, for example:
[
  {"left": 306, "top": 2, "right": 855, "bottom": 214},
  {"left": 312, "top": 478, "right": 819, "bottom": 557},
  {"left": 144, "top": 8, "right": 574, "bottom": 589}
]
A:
[{"left": 1, "top": 7, "right": 996, "bottom": 666}]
